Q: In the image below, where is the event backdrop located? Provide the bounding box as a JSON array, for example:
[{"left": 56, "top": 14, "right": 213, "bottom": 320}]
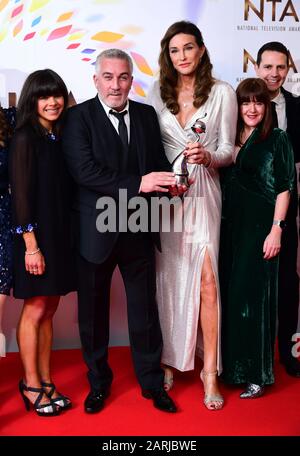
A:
[{"left": 1, "top": 0, "right": 299, "bottom": 351}]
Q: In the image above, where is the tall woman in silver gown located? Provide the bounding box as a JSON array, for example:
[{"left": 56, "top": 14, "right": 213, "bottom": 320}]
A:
[{"left": 147, "top": 21, "right": 237, "bottom": 410}]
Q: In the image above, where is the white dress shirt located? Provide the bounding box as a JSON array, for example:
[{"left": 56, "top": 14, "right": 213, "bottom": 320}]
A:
[
  {"left": 98, "top": 96, "right": 130, "bottom": 141},
  {"left": 272, "top": 90, "right": 287, "bottom": 132}
]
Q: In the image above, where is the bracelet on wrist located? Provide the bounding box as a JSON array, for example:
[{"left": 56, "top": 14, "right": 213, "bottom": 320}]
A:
[{"left": 25, "top": 247, "right": 41, "bottom": 256}]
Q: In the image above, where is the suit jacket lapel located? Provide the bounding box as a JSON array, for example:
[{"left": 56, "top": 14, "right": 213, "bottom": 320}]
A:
[
  {"left": 129, "top": 100, "right": 146, "bottom": 174},
  {"left": 90, "top": 96, "right": 125, "bottom": 169},
  {"left": 282, "top": 88, "right": 294, "bottom": 130}
]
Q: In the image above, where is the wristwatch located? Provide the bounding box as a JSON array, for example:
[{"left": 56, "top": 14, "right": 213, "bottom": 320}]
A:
[{"left": 273, "top": 220, "right": 286, "bottom": 229}]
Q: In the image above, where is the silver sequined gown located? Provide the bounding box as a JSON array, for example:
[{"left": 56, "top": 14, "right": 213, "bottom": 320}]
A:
[{"left": 147, "top": 80, "right": 237, "bottom": 372}]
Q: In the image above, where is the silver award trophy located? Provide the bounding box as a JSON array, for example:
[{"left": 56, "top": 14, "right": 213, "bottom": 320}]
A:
[{"left": 171, "top": 116, "right": 206, "bottom": 186}]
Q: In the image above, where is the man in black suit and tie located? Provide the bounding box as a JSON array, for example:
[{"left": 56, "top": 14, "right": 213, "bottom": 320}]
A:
[
  {"left": 63, "top": 49, "right": 178, "bottom": 412},
  {"left": 255, "top": 41, "right": 300, "bottom": 377}
]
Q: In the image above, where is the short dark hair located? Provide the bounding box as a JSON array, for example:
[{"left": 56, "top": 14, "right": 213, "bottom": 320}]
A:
[
  {"left": 17, "top": 69, "right": 69, "bottom": 136},
  {"left": 256, "top": 41, "right": 289, "bottom": 66},
  {"left": 235, "top": 78, "right": 273, "bottom": 146}
]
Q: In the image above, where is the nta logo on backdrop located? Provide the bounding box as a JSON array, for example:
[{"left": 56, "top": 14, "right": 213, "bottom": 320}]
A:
[{"left": 244, "top": 0, "right": 299, "bottom": 22}]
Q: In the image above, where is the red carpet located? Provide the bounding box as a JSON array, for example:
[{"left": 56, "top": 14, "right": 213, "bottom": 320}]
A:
[{"left": 0, "top": 347, "right": 299, "bottom": 436}]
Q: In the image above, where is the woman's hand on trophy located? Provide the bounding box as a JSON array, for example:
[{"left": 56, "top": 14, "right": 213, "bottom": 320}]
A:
[{"left": 184, "top": 142, "right": 211, "bottom": 166}]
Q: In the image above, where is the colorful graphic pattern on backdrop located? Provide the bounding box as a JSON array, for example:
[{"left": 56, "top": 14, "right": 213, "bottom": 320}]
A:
[
  {"left": 0, "top": 0, "right": 202, "bottom": 103},
  {"left": 1, "top": 0, "right": 300, "bottom": 108}
]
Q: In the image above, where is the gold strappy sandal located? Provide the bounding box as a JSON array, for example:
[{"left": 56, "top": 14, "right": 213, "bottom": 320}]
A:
[{"left": 200, "top": 370, "right": 224, "bottom": 410}]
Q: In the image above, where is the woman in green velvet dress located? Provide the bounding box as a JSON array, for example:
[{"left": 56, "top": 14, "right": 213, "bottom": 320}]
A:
[{"left": 220, "top": 78, "right": 294, "bottom": 398}]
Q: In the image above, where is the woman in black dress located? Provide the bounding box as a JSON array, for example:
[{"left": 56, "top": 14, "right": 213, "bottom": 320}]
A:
[
  {"left": 0, "top": 105, "right": 16, "bottom": 357},
  {"left": 10, "top": 69, "right": 75, "bottom": 416}
]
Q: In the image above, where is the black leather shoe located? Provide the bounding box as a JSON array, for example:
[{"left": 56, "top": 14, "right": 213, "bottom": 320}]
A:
[
  {"left": 142, "top": 388, "right": 177, "bottom": 413},
  {"left": 84, "top": 389, "right": 110, "bottom": 414},
  {"left": 282, "top": 358, "right": 300, "bottom": 378}
]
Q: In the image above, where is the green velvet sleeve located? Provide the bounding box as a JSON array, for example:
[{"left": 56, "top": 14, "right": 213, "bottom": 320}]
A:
[{"left": 273, "top": 130, "right": 295, "bottom": 195}]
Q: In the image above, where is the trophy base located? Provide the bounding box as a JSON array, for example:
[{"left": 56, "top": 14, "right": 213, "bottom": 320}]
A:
[{"left": 175, "top": 175, "right": 189, "bottom": 186}]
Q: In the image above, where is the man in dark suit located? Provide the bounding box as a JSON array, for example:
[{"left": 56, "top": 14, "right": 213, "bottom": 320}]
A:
[
  {"left": 255, "top": 41, "right": 300, "bottom": 377},
  {"left": 63, "top": 49, "right": 178, "bottom": 412}
]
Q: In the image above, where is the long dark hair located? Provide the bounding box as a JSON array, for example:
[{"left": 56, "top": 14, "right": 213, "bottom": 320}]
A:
[
  {"left": 16, "top": 69, "right": 68, "bottom": 136},
  {"left": 158, "top": 21, "right": 215, "bottom": 114},
  {"left": 235, "top": 78, "right": 273, "bottom": 146}
]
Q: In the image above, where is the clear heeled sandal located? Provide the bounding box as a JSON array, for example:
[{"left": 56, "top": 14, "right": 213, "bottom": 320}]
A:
[
  {"left": 163, "top": 367, "right": 174, "bottom": 392},
  {"left": 0, "top": 332, "right": 6, "bottom": 358},
  {"left": 200, "top": 370, "right": 224, "bottom": 411}
]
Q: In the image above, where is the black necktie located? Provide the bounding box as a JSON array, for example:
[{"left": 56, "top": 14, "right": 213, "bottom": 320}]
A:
[
  {"left": 109, "top": 110, "right": 128, "bottom": 149},
  {"left": 271, "top": 101, "right": 278, "bottom": 128}
]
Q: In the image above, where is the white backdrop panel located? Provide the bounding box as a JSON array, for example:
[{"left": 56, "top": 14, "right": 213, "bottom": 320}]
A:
[{"left": 1, "top": 0, "right": 299, "bottom": 351}]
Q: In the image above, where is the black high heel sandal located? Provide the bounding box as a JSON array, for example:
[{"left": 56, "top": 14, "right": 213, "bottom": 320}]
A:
[
  {"left": 19, "top": 380, "right": 60, "bottom": 416},
  {"left": 41, "top": 381, "right": 72, "bottom": 410}
]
